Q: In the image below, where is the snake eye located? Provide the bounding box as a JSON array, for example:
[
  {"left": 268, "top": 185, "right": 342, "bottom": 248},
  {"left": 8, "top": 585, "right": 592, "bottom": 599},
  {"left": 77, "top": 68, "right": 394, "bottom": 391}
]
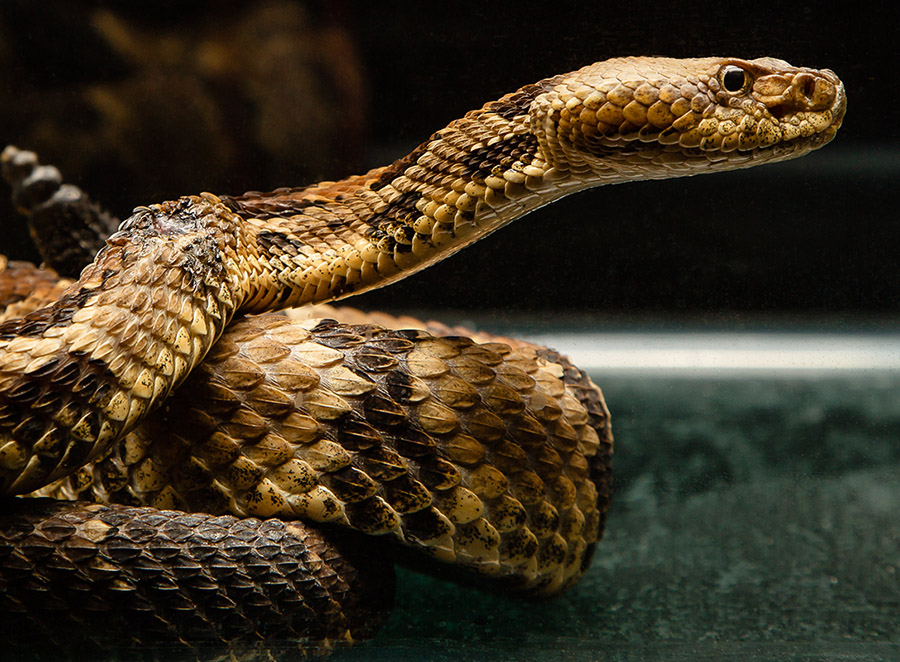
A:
[{"left": 720, "top": 65, "right": 751, "bottom": 94}]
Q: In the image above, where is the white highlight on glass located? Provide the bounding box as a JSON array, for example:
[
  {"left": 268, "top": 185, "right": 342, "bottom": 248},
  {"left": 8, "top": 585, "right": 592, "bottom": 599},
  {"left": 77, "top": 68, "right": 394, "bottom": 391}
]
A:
[{"left": 521, "top": 333, "right": 900, "bottom": 374}]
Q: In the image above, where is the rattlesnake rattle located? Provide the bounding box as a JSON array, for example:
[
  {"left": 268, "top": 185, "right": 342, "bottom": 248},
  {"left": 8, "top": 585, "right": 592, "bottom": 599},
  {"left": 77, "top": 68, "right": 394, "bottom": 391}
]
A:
[{"left": 0, "top": 56, "right": 844, "bottom": 658}]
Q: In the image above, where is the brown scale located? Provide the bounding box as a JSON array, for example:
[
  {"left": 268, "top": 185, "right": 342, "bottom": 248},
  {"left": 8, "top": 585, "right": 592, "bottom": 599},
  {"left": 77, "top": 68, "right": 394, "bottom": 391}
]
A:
[
  {"left": 0, "top": 259, "right": 73, "bottom": 321},
  {"left": 0, "top": 499, "right": 394, "bottom": 657},
  {"left": 34, "top": 312, "right": 612, "bottom": 594},
  {"left": 0, "top": 55, "right": 847, "bottom": 652}
]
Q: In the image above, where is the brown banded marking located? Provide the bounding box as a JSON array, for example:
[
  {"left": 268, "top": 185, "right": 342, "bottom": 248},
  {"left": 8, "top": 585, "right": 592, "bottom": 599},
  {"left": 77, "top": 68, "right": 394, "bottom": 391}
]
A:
[
  {"left": 33, "top": 312, "right": 612, "bottom": 593},
  {"left": 226, "top": 188, "right": 340, "bottom": 220},
  {"left": 1, "top": 56, "right": 844, "bottom": 605},
  {"left": 485, "top": 80, "right": 556, "bottom": 120},
  {"left": 209, "top": 59, "right": 843, "bottom": 321},
  {"left": 0, "top": 499, "right": 396, "bottom": 655},
  {"left": 0, "top": 283, "right": 100, "bottom": 337}
]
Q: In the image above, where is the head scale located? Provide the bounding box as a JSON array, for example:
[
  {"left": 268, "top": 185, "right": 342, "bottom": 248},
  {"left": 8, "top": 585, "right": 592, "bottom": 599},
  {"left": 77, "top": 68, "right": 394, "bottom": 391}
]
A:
[{"left": 527, "top": 56, "right": 846, "bottom": 183}]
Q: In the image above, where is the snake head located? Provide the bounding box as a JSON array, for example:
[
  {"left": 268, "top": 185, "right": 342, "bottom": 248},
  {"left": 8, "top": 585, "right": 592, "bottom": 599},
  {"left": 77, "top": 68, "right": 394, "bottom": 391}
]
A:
[{"left": 529, "top": 56, "right": 847, "bottom": 182}]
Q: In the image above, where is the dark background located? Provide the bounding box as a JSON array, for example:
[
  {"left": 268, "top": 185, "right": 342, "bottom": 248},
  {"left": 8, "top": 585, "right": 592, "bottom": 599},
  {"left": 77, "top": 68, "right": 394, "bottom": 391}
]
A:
[{"left": 0, "top": 1, "right": 896, "bottom": 319}]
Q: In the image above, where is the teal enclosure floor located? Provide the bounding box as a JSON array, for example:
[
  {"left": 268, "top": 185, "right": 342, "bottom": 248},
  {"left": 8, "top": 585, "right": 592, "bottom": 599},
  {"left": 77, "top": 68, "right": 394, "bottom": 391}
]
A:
[{"left": 333, "top": 347, "right": 900, "bottom": 662}]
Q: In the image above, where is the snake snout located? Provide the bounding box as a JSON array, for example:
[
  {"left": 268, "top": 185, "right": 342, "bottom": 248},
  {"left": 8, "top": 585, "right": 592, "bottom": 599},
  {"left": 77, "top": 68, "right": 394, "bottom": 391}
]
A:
[
  {"left": 794, "top": 72, "right": 834, "bottom": 110},
  {"left": 749, "top": 66, "right": 846, "bottom": 149},
  {"left": 828, "top": 73, "right": 848, "bottom": 129}
]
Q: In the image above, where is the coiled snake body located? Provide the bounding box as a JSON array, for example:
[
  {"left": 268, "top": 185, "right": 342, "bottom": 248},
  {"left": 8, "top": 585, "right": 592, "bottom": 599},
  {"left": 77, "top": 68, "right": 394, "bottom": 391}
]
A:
[{"left": 0, "top": 56, "right": 845, "bottom": 657}]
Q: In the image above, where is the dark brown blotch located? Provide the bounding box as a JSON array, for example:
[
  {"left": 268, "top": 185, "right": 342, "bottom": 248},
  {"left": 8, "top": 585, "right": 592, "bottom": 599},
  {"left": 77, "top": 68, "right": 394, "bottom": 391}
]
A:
[
  {"left": 461, "top": 133, "right": 540, "bottom": 181},
  {"left": 382, "top": 474, "right": 433, "bottom": 514},
  {"left": 311, "top": 324, "right": 366, "bottom": 350},
  {"left": 484, "top": 81, "right": 550, "bottom": 120},
  {"left": 367, "top": 332, "right": 417, "bottom": 354},
  {"left": 357, "top": 445, "right": 408, "bottom": 482},
  {"left": 323, "top": 466, "right": 378, "bottom": 504},
  {"left": 401, "top": 505, "right": 453, "bottom": 544},
  {"left": 0, "top": 286, "right": 98, "bottom": 339},
  {"left": 363, "top": 392, "right": 407, "bottom": 429},
  {"left": 360, "top": 191, "right": 421, "bottom": 235},
  {"left": 350, "top": 347, "right": 398, "bottom": 373},
  {"left": 370, "top": 146, "right": 433, "bottom": 192},
  {"left": 225, "top": 188, "right": 331, "bottom": 220},
  {"left": 257, "top": 230, "right": 302, "bottom": 257},
  {"left": 336, "top": 418, "right": 384, "bottom": 452},
  {"left": 384, "top": 368, "right": 415, "bottom": 404},
  {"left": 417, "top": 457, "right": 461, "bottom": 491},
  {"left": 345, "top": 497, "right": 399, "bottom": 535},
  {"left": 391, "top": 428, "right": 437, "bottom": 459},
  {"left": 9, "top": 416, "right": 46, "bottom": 445}
]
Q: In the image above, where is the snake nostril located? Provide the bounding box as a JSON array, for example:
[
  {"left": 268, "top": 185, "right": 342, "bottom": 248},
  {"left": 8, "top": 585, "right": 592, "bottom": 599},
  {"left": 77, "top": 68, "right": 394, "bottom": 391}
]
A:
[{"left": 803, "top": 77, "right": 819, "bottom": 102}]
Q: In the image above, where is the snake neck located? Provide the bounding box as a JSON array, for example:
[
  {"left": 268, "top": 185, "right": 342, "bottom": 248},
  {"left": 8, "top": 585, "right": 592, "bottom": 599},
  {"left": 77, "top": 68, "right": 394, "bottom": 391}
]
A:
[{"left": 223, "top": 81, "right": 581, "bottom": 313}]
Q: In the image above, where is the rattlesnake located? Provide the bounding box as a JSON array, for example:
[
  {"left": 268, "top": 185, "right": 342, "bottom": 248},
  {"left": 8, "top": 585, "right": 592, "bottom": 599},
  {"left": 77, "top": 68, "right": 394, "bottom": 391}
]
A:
[{"left": 0, "top": 56, "right": 845, "bottom": 657}]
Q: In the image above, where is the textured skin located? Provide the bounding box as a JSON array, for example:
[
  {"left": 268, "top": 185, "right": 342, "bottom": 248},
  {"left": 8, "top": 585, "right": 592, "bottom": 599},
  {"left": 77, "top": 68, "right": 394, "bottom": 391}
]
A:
[
  {"left": 39, "top": 313, "right": 612, "bottom": 594},
  {"left": 0, "top": 251, "right": 613, "bottom": 595},
  {"left": 0, "top": 257, "right": 74, "bottom": 323},
  {"left": 0, "top": 499, "right": 394, "bottom": 658},
  {"left": 0, "top": 56, "right": 845, "bottom": 651}
]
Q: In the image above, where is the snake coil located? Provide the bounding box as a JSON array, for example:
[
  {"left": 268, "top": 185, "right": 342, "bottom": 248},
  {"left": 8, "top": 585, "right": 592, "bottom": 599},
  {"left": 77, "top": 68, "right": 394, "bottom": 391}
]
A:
[{"left": 0, "top": 56, "right": 844, "bottom": 657}]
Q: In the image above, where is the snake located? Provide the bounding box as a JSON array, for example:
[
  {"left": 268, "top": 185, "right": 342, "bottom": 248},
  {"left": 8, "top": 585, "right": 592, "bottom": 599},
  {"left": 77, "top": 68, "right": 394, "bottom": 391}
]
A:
[{"left": 0, "top": 56, "right": 845, "bottom": 658}]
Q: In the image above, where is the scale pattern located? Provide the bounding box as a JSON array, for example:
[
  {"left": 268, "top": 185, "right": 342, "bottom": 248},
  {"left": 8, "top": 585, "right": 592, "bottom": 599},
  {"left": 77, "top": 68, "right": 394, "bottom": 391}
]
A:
[
  {"left": 0, "top": 499, "right": 394, "bottom": 658},
  {"left": 42, "top": 313, "right": 613, "bottom": 594},
  {"left": 0, "top": 55, "right": 846, "bottom": 652}
]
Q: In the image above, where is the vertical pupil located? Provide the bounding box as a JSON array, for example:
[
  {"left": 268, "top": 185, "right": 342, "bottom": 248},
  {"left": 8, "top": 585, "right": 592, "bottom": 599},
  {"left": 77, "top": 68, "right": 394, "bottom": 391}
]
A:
[{"left": 724, "top": 68, "right": 746, "bottom": 92}]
